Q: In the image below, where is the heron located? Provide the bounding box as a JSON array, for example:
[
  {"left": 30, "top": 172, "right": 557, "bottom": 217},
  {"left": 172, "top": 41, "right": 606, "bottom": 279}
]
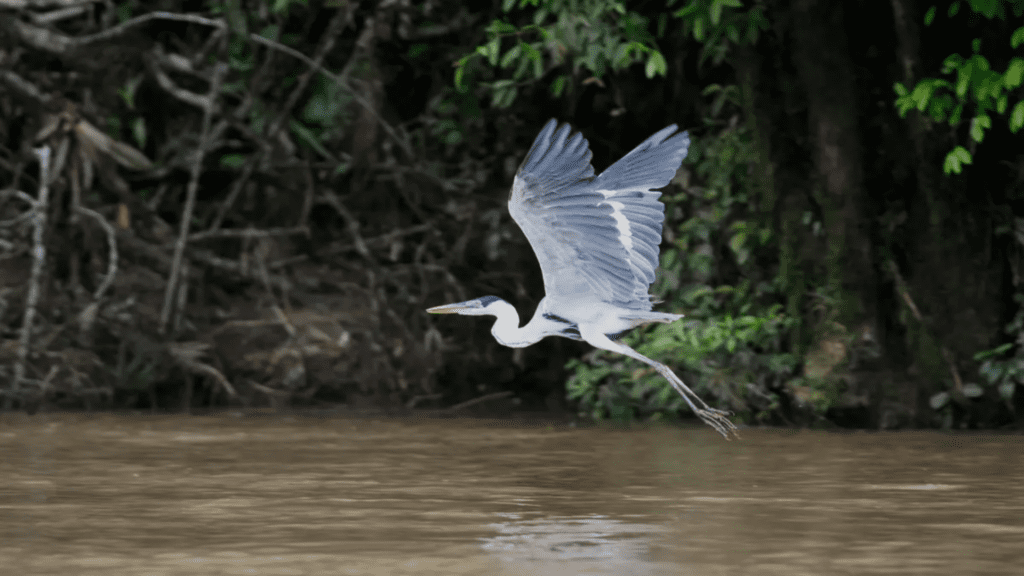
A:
[{"left": 427, "top": 120, "right": 738, "bottom": 439}]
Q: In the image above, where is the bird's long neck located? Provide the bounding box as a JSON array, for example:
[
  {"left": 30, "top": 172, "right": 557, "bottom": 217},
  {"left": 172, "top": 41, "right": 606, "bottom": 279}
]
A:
[{"left": 490, "top": 302, "right": 547, "bottom": 348}]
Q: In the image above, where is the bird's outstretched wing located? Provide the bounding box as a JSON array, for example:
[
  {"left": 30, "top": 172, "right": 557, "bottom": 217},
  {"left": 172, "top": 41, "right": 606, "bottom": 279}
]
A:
[{"left": 509, "top": 119, "right": 690, "bottom": 309}]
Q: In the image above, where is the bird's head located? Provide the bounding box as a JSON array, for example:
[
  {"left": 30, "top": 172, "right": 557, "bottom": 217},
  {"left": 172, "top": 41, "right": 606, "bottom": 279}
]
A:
[{"left": 426, "top": 295, "right": 510, "bottom": 317}]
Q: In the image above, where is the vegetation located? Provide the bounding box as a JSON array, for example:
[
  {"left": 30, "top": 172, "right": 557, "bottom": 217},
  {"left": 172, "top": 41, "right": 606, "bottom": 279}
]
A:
[{"left": 0, "top": 0, "right": 1021, "bottom": 430}]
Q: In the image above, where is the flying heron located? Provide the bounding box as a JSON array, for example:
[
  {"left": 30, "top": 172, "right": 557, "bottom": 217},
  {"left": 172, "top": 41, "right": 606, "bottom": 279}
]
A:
[{"left": 427, "top": 120, "right": 738, "bottom": 439}]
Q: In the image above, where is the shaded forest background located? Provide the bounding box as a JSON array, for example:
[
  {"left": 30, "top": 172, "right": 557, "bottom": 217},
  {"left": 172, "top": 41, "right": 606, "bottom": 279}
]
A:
[{"left": 0, "top": 0, "right": 1022, "bottom": 430}]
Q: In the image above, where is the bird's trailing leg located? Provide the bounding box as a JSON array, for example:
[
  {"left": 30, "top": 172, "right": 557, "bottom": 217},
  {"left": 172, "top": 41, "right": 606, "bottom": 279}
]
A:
[
  {"left": 584, "top": 329, "right": 739, "bottom": 439},
  {"left": 628, "top": 350, "right": 739, "bottom": 440}
]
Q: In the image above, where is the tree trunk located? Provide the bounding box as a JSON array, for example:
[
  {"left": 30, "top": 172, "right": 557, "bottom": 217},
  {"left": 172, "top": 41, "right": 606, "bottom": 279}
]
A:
[{"left": 790, "top": 0, "right": 875, "bottom": 332}]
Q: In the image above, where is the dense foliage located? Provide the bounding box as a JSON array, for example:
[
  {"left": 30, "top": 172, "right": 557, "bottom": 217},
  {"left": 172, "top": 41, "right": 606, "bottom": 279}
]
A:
[{"left": 0, "top": 0, "right": 1021, "bottom": 430}]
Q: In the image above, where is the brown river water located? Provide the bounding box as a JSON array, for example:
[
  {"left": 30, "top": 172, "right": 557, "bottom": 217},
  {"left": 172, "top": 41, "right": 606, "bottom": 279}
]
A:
[{"left": 1, "top": 413, "right": 1022, "bottom": 575}]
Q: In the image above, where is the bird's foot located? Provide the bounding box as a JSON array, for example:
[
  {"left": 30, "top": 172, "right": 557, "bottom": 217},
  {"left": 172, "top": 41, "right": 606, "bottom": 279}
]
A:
[{"left": 695, "top": 407, "right": 740, "bottom": 440}]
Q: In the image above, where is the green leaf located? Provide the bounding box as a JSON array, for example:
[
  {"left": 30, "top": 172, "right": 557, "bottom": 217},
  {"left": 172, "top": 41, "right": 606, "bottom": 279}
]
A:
[
  {"left": 484, "top": 37, "right": 501, "bottom": 66},
  {"left": 911, "top": 80, "right": 936, "bottom": 112},
  {"left": 949, "top": 102, "right": 963, "bottom": 124},
  {"left": 973, "top": 342, "right": 1013, "bottom": 360},
  {"left": 693, "top": 15, "right": 705, "bottom": 41},
  {"left": 956, "top": 60, "right": 973, "bottom": 97},
  {"left": 551, "top": 75, "right": 567, "bottom": 97},
  {"left": 500, "top": 44, "right": 522, "bottom": 68},
  {"left": 998, "top": 381, "right": 1016, "bottom": 401},
  {"left": 1012, "top": 26, "right": 1024, "bottom": 49},
  {"left": 943, "top": 146, "right": 973, "bottom": 174},
  {"left": 289, "top": 119, "right": 332, "bottom": 159},
  {"left": 532, "top": 49, "right": 543, "bottom": 79},
  {"left": 408, "top": 43, "right": 427, "bottom": 59},
  {"left": 454, "top": 64, "right": 467, "bottom": 92},
  {"left": 130, "top": 117, "right": 146, "bottom": 149},
  {"left": 726, "top": 24, "right": 740, "bottom": 43},
  {"left": 645, "top": 51, "right": 667, "bottom": 78},
  {"left": 953, "top": 145, "right": 972, "bottom": 163},
  {"left": 710, "top": 0, "right": 724, "bottom": 25},
  {"left": 729, "top": 229, "right": 747, "bottom": 250},
  {"left": 1010, "top": 101, "right": 1024, "bottom": 132},
  {"left": 942, "top": 53, "right": 964, "bottom": 74},
  {"left": 924, "top": 6, "right": 936, "bottom": 25},
  {"left": 220, "top": 153, "right": 247, "bottom": 168},
  {"left": 117, "top": 1, "right": 132, "bottom": 22},
  {"left": 259, "top": 24, "right": 280, "bottom": 41},
  {"left": 1004, "top": 58, "right": 1024, "bottom": 88},
  {"left": 118, "top": 75, "right": 143, "bottom": 110},
  {"left": 489, "top": 19, "right": 517, "bottom": 35},
  {"left": 491, "top": 80, "right": 517, "bottom": 108},
  {"left": 929, "top": 391, "right": 950, "bottom": 410},
  {"left": 971, "top": 0, "right": 998, "bottom": 18},
  {"left": 970, "top": 113, "right": 991, "bottom": 142},
  {"left": 963, "top": 382, "right": 984, "bottom": 398},
  {"left": 674, "top": 3, "right": 699, "bottom": 18}
]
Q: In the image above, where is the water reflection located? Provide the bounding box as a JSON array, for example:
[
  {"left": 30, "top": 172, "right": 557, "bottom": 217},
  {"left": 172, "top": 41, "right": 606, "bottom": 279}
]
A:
[
  {"left": 484, "top": 513, "right": 665, "bottom": 572},
  {"left": 1, "top": 414, "right": 1022, "bottom": 575}
]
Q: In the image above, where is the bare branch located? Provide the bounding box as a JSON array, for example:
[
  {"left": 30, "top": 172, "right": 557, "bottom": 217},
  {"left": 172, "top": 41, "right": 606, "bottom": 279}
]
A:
[
  {"left": 160, "top": 62, "right": 228, "bottom": 334},
  {"left": 74, "top": 206, "right": 118, "bottom": 300},
  {"left": 7, "top": 146, "right": 51, "bottom": 410},
  {"left": 188, "top": 226, "right": 309, "bottom": 242}
]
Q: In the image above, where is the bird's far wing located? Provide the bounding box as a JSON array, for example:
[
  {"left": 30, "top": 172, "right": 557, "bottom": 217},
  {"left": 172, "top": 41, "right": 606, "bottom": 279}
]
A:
[
  {"left": 509, "top": 120, "right": 640, "bottom": 306},
  {"left": 592, "top": 125, "right": 690, "bottom": 303}
]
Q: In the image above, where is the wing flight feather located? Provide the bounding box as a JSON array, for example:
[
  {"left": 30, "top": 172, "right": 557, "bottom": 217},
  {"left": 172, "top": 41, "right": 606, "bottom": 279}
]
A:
[{"left": 509, "top": 120, "right": 690, "bottom": 309}]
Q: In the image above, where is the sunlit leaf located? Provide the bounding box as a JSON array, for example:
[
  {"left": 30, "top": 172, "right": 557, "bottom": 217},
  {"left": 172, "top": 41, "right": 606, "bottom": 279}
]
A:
[
  {"left": 973, "top": 342, "right": 1014, "bottom": 360},
  {"left": 693, "top": 16, "right": 705, "bottom": 41},
  {"left": 485, "top": 37, "right": 501, "bottom": 66},
  {"left": 929, "top": 391, "right": 950, "bottom": 410},
  {"left": 962, "top": 382, "right": 984, "bottom": 398},
  {"left": 942, "top": 53, "right": 964, "bottom": 74},
  {"left": 943, "top": 146, "right": 972, "bottom": 174},
  {"left": 1005, "top": 58, "right": 1024, "bottom": 88},
  {"left": 911, "top": 80, "right": 936, "bottom": 112},
  {"left": 500, "top": 43, "right": 521, "bottom": 68},
  {"left": 970, "top": 114, "right": 991, "bottom": 142},
  {"left": 956, "top": 61, "right": 973, "bottom": 97},
  {"left": 1010, "top": 101, "right": 1024, "bottom": 133},
  {"left": 710, "top": 0, "right": 723, "bottom": 25},
  {"left": 1012, "top": 26, "right": 1024, "bottom": 49},
  {"left": 491, "top": 80, "right": 517, "bottom": 108},
  {"left": 645, "top": 51, "right": 667, "bottom": 78},
  {"left": 489, "top": 19, "right": 516, "bottom": 34}
]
